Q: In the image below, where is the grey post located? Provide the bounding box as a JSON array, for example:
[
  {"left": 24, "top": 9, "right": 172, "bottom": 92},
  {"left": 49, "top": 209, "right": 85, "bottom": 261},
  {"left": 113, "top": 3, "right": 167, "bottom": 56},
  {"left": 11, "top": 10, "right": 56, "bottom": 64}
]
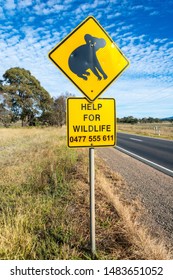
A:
[{"left": 89, "top": 147, "right": 96, "bottom": 257}]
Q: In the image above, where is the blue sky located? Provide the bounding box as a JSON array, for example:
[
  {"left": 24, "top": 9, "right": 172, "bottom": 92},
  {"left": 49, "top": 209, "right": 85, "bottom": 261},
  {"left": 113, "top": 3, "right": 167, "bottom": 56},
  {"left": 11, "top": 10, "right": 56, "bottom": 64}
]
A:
[{"left": 0, "top": 0, "right": 173, "bottom": 118}]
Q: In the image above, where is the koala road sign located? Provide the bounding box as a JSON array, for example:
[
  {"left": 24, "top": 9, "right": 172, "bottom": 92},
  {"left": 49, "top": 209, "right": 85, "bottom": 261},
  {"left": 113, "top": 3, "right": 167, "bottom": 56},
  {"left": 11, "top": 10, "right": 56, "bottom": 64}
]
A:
[{"left": 49, "top": 16, "right": 129, "bottom": 102}]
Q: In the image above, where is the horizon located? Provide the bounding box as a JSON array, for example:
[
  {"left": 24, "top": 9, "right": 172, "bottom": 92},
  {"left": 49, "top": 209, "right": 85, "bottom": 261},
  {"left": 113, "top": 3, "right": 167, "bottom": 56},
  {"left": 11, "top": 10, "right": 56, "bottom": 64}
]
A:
[{"left": 0, "top": 0, "right": 173, "bottom": 118}]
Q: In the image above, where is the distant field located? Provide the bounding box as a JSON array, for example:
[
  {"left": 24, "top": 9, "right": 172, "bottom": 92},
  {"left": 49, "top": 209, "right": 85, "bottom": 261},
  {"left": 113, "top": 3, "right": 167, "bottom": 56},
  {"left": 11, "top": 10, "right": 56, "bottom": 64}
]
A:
[
  {"left": 118, "top": 122, "right": 173, "bottom": 140},
  {"left": 0, "top": 127, "right": 171, "bottom": 259}
]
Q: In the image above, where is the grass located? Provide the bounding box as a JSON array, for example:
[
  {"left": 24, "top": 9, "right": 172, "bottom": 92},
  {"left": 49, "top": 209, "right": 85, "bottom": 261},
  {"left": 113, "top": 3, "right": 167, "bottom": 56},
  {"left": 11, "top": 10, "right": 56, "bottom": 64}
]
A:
[
  {"left": 0, "top": 127, "right": 78, "bottom": 259},
  {"left": 94, "top": 160, "right": 171, "bottom": 260},
  {"left": 118, "top": 122, "right": 173, "bottom": 140},
  {"left": 0, "top": 127, "right": 172, "bottom": 259}
]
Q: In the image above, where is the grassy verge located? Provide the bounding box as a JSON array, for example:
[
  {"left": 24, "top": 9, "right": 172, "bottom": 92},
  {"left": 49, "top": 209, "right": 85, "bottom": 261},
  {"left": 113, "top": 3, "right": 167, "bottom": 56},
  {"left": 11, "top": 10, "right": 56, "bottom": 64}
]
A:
[
  {"left": 0, "top": 127, "right": 78, "bottom": 259},
  {"left": 0, "top": 127, "right": 172, "bottom": 259},
  {"left": 118, "top": 122, "right": 173, "bottom": 140}
]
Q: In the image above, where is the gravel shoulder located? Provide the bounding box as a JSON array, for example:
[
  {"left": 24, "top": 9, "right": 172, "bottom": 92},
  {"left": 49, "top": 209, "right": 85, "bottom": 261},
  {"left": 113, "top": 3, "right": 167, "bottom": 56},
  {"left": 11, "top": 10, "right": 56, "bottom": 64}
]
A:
[{"left": 96, "top": 147, "right": 173, "bottom": 246}]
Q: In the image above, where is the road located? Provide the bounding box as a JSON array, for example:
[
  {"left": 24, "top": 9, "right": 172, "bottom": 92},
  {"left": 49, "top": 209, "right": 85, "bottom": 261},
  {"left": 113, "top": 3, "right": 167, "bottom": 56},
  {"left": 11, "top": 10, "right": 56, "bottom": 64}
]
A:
[{"left": 116, "top": 132, "right": 173, "bottom": 177}]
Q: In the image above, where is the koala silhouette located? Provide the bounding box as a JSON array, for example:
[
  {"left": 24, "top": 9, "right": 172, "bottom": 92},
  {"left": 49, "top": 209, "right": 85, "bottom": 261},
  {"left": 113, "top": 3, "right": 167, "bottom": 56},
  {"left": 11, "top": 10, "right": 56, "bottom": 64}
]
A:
[{"left": 68, "top": 34, "right": 108, "bottom": 80}]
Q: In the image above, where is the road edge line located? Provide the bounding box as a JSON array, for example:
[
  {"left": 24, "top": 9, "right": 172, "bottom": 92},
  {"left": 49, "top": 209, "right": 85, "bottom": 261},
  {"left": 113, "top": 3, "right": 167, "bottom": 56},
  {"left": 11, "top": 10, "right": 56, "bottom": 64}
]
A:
[{"left": 116, "top": 146, "right": 173, "bottom": 177}]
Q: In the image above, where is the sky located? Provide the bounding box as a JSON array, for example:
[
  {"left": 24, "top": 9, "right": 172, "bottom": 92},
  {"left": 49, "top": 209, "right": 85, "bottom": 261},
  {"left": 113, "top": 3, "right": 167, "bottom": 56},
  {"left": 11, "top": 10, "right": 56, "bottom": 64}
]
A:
[{"left": 0, "top": 0, "right": 173, "bottom": 118}]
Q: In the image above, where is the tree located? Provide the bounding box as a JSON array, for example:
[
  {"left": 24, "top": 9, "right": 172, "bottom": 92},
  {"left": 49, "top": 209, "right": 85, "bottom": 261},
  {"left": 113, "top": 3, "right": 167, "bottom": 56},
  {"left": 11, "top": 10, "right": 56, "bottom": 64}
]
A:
[
  {"left": 2, "top": 67, "right": 52, "bottom": 126},
  {"left": 119, "top": 116, "right": 138, "bottom": 124},
  {"left": 0, "top": 83, "right": 11, "bottom": 127},
  {"left": 40, "top": 92, "right": 72, "bottom": 126},
  {"left": 53, "top": 95, "right": 67, "bottom": 126},
  {"left": 0, "top": 103, "right": 12, "bottom": 127}
]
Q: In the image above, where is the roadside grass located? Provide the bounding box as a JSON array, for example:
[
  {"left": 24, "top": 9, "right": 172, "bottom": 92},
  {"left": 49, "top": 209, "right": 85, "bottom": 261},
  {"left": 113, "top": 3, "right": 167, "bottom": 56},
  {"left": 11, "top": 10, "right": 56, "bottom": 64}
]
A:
[
  {"left": 118, "top": 122, "right": 173, "bottom": 140},
  {"left": 94, "top": 157, "right": 172, "bottom": 260},
  {"left": 0, "top": 127, "right": 78, "bottom": 259},
  {"left": 0, "top": 127, "right": 172, "bottom": 259}
]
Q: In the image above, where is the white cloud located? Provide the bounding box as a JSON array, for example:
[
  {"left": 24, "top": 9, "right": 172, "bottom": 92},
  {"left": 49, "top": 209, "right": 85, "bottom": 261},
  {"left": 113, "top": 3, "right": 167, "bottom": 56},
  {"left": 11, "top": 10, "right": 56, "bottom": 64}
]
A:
[
  {"left": 149, "top": 10, "right": 159, "bottom": 16},
  {"left": 107, "top": 14, "right": 115, "bottom": 19},
  {"left": 45, "top": 18, "right": 54, "bottom": 25},
  {"left": 105, "top": 23, "right": 115, "bottom": 30},
  {"left": 6, "top": 35, "right": 20, "bottom": 45},
  {"left": 18, "top": 0, "right": 33, "bottom": 9},
  {"left": 28, "top": 16, "right": 35, "bottom": 22},
  {"left": 131, "top": 5, "right": 144, "bottom": 10},
  {"left": 116, "top": 33, "right": 173, "bottom": 84},
  {"left": 5, "top": 0, "right": 16, "bottom": 10},
  {"left": 114, "top": 12, "right": 121, "bottom": 17},
  {"left": 0, "top": 6, "right": 5, "bottom": 18},
  {"left": 54, "top": 4, "right": 64, "bottom": 11},
  {"left": 47, "top": 0, "right": 62, "bottom": 6}
]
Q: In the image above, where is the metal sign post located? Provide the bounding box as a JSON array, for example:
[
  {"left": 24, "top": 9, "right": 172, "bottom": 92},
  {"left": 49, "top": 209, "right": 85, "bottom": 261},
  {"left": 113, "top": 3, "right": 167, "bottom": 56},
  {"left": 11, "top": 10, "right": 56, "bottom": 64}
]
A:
[{"left": 89, "top": 147, "right": 96, "bottom": 257}]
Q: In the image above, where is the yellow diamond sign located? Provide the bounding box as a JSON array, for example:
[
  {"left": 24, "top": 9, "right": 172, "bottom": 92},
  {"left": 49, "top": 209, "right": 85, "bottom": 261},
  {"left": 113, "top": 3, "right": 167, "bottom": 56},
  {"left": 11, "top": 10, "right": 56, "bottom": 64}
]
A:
[{"left": 49, "top": 16, "right": 129, "bottom": 102}]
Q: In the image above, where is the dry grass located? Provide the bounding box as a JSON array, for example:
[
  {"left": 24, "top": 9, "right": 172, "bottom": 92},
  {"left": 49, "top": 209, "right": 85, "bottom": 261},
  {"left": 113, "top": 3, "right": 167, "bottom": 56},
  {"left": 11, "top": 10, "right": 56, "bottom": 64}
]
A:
[
  {"left": 94, "top": 159, "right": 172, "bottom": 259},
  {"left": 0, "top": 127, "right": 78, "bottom": 259},
  {"left": 0, "top": 127, "right": 172, "bottom": 259},
  {"left": 118, "top": 122, "right": 173, "bottom": 140}
]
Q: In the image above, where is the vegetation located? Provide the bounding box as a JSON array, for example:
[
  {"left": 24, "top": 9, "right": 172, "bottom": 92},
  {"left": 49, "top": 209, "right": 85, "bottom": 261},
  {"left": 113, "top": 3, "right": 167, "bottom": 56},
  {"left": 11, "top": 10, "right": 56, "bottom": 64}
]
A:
[
  {"left": 0, "top": 127, "right": 171, "bottom": 259},
  {"left": 0, "top": 103, "right": 11, "bottom": 127},
  {"left": 117, "top": 116, "right": 172, "bottom": 124},
  {"left": 0, "top": 67, "right": 71, "bottom": 127},
  {"left": 1, "top": 67, "right": 52, "bottom": 126},
  {"left": 39, "top": 93, "right": 70, "bottom": 127}
]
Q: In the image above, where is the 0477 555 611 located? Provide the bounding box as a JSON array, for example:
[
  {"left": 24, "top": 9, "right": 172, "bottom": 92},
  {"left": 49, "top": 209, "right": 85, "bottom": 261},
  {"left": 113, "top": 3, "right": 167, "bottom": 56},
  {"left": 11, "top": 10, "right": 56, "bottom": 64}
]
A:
[{"left": 69, "top": 135, "right": 114, "bottom": 143}]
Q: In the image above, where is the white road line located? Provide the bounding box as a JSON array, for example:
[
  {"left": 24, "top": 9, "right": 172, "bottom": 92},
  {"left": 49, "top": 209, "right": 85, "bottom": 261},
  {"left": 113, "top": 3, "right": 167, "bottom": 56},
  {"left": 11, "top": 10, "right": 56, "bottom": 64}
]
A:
[
  {"left": 116, "top": 146, "right": 173, "bottom": 176},
  {"left": 130, "top": 137, "right": 143, "bottom": 142}
]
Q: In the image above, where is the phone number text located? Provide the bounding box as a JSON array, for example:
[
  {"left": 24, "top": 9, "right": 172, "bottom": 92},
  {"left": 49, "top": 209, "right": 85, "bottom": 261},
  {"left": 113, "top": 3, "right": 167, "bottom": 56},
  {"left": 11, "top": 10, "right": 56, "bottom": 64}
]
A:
[{"left": 69, "top": 135, "right": 114, "bottom": 143}]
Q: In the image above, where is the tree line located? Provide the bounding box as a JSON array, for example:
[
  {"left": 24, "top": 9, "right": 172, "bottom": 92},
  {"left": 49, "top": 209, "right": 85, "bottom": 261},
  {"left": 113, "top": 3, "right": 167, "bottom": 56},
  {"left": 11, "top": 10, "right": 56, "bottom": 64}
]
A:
[
  {"left": 0, "top": 67, "right": 72, "bottom": 127},
  {"left": 117, "top": 116, "right": 165, "bottom": 124}
]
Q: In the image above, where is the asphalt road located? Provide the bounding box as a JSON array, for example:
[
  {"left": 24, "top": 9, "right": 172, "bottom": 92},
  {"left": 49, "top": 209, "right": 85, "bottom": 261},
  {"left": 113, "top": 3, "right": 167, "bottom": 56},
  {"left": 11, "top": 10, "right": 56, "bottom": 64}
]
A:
[{"left": 116, "top": 132, "right": 173, "bottom": 177}]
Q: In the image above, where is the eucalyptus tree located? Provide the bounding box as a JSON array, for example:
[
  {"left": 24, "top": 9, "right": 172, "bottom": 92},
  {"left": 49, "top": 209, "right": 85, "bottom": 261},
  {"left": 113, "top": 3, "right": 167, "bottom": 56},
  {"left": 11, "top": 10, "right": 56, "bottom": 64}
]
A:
[{"left": 2, "top": 67, "right": 52, "bottom": 126}]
